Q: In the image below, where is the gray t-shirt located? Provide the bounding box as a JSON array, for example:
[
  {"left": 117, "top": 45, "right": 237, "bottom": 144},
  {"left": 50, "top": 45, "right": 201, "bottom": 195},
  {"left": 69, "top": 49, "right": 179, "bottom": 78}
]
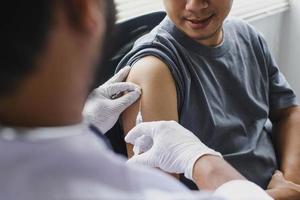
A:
[{"left": 116, "top": 17, "right": 298, "bottom": 189}]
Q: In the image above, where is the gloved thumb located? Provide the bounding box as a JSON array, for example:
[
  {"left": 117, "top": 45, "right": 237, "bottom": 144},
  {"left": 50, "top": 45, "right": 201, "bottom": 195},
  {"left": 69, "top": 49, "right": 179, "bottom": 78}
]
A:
[
  {"left": 104, "top": 82, "right": 141, "bottom": 98},
  {"left": 126, "top": 150, "right": 156, "bottom": 168},
  {"left": 125, "top": 122, "right": 160, "bottom": 145},
  {"left": 133, "top": 135, "right": 153, "bottom": 155},
  {"left": 114, "top": 89, "right": 141, "bottom": 111}
]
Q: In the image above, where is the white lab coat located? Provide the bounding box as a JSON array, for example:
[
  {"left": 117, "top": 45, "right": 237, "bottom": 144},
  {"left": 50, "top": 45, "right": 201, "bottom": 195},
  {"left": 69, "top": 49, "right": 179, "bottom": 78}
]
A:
[{"left": 0, "top": 123, "right": 271, "bottom": 200}]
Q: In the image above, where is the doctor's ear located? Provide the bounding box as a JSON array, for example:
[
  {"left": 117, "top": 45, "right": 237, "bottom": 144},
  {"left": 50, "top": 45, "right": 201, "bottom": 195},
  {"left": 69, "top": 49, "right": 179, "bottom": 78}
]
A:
[{"left": 63, "top": 0, "right": 105, "bottom": 34}]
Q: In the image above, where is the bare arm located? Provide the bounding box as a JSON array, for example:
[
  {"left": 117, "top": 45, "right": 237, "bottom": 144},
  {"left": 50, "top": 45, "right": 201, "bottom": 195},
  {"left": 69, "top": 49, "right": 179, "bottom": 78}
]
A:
[
  {"left": 121, "top": 56, "right": 179, "bottom": 177},
  {"left": 193, "top": 155, "right": 245, "bottom": 190},
  {"left": 270, "top": 106, "right": 300, "bottom": 184}
]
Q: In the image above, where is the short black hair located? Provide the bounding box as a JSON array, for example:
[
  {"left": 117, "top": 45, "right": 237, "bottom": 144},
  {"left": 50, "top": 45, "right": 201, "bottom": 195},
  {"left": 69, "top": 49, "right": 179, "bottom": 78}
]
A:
[{"left": 0, "top": 0, "right": 116, "bottom": 97}]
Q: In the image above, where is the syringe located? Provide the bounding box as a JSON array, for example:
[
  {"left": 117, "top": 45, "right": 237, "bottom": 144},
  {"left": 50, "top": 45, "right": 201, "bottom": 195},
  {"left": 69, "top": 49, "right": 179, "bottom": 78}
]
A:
[{"left": 133, "top": 100, "right": 143, "bottom": 155}]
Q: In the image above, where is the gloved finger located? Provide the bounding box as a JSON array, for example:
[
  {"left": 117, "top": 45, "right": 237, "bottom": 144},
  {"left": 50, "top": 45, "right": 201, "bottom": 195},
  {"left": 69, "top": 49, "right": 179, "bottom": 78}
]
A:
[
  {"left": 105, "top": 82, "right": 141, "bottom": 98},
  {"left": 113, "top": 90, "right": 141, "bottom": 111},
  {"left": 105, "top": 66, "right": 131, "bottom": 84},
  {"left": 125, "top": 122, "right": 160, "bottom": 145},
  {"left": 126, "top": 150, "right": 156, "bottom": 167},
  {"left": 133, "top": 135, "right": 154, "bottom": 155}
]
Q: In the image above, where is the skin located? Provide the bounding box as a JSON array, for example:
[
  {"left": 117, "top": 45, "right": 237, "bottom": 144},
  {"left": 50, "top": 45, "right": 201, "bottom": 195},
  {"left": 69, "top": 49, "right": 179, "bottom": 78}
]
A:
[
  {"left": 269, "top": 106, "right": 300, "bottom": 199},
  {"left": 0, "top": 0, "right": 106, "bottom": 127},
  {"left": 267, "top": 170, "right": 300, "bottom": 200},
  {"left": 192, "top": 155, "right": 245, "bottom": 190}
]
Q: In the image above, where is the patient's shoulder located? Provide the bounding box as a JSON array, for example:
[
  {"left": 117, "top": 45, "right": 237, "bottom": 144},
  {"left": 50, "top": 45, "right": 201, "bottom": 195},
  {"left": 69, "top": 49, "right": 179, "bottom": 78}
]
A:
[
  {"left": 123, "top": 56, "right": 178, "bottom": 128},
  {"left": 127, "top": 56, "right": 175, "bottom": 86}
]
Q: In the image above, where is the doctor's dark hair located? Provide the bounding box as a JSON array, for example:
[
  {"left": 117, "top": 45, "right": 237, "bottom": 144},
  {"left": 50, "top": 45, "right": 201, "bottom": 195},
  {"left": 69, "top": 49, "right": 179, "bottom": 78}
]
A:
[{"left": 0, "top": 0, "right": 116, "bottom": 97}]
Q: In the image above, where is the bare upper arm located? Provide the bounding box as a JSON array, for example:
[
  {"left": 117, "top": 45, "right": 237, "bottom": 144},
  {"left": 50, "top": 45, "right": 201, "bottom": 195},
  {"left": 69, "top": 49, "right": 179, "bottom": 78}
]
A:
[
  {"left": 121, "top": 56, "right": 178, "bottom": 157},
  {"left": 270, "top": 106, "right": 300, "bottom": 124}
]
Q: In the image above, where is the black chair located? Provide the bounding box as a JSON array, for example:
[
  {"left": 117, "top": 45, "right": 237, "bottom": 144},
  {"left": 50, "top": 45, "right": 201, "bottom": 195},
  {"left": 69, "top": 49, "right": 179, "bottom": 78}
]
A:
[
  {"left": 98, "top": 11, "right": 166, "bottom": 156},
  {"left": 94, "top": 11, "right": 166, "bottom": 87}
]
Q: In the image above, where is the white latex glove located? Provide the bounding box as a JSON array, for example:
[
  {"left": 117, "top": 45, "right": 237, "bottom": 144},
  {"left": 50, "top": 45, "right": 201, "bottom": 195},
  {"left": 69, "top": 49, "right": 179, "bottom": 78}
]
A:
[
  {"left": 84, "top": 66, "right": 141, "bottom": 134},
  {"left": 125, "top": 121, "right": 222, "bottom": 180}
]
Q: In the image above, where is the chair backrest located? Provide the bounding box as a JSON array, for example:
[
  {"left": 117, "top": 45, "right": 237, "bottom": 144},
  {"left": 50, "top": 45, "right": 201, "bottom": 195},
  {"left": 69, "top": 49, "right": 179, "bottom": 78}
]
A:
[
  {"left": 101, "top": 11, "right": 166, "bottom": 155},
  {"left": 94, "top": 11, "right": 166, "bottom": 87}
]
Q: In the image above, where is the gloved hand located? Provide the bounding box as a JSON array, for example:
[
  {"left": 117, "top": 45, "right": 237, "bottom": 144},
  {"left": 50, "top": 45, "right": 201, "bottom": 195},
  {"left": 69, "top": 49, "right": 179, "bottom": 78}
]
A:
[
  {"left": 83, "top": 66, "right": 141, "bottom": 134},
  {"left": 125, "top": 121, "right": 222, "bottom": 181}
]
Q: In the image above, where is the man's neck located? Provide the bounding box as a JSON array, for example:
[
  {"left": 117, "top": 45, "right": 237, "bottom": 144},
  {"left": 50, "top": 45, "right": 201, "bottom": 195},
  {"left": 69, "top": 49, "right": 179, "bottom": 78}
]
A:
[
  {"left": 196, "top": 28, "right": 224, "bottom": 47},
  {"left": 0, "top": 106, "right": 83, "bottom": 128},
  {"left": 0, "top": 88, "right": 84, "bottom": 128}
]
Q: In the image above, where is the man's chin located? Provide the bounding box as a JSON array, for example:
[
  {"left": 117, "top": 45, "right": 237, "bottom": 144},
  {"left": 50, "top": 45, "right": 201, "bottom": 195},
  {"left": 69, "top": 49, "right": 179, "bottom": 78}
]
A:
[{"left": 189, "top": 27, "right": 223, "bottom": 46}]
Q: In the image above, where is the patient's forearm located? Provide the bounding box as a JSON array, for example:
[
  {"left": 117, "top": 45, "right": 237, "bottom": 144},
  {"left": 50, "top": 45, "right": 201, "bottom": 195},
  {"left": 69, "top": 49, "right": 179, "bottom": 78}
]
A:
[
  {"left": 272, "top": 106, "right": 300, "bottom": 184},
  {"left": 193, "top": 155, "right": 245, "bottom": 190}
]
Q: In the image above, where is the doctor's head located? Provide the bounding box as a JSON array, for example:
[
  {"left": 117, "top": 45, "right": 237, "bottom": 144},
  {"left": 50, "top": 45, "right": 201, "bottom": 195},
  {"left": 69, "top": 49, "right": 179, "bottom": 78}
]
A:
[
  {"left": 0, "top": 0, "right": 115, "bottom": 98},
  {"left": 163, "top": 0, "right": 233, "bottom": 46},
  {"left": 0, "top": 0, "right": 116, "bottom": 126}
]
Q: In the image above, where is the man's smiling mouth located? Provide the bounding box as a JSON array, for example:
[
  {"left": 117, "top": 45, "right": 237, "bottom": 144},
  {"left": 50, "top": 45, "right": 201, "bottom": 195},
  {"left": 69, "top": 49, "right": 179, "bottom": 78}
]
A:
[{"left": 185, "top": 14, "right": 216, "bottom": 29}]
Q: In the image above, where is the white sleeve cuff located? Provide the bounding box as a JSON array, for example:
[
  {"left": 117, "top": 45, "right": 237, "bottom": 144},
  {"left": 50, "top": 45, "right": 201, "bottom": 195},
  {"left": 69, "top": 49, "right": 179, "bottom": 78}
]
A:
[{"left": 214, "top": 180, "right": 273, "bottom": 200}]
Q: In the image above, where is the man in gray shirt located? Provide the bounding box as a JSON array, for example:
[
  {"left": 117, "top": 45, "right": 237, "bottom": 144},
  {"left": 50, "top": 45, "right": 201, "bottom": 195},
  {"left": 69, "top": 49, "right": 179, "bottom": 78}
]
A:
[
  {"left": 117, "top": 0, "right": 300, "bottom": 197},
  {"left": 0, "top": 1, "right": 275, "bottom": 199}
]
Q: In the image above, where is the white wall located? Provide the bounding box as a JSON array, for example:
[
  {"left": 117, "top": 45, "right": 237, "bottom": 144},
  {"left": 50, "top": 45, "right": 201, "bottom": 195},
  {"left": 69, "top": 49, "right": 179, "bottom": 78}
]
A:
[
  {"left": 250, "top": 14, "right": 285, "bottom": 64},
  {"left": 278, "top": 0, "right": 300, "bottom": 100},
  {"left": 249, "top": 2, "right": 300, "bottom": 101}
]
